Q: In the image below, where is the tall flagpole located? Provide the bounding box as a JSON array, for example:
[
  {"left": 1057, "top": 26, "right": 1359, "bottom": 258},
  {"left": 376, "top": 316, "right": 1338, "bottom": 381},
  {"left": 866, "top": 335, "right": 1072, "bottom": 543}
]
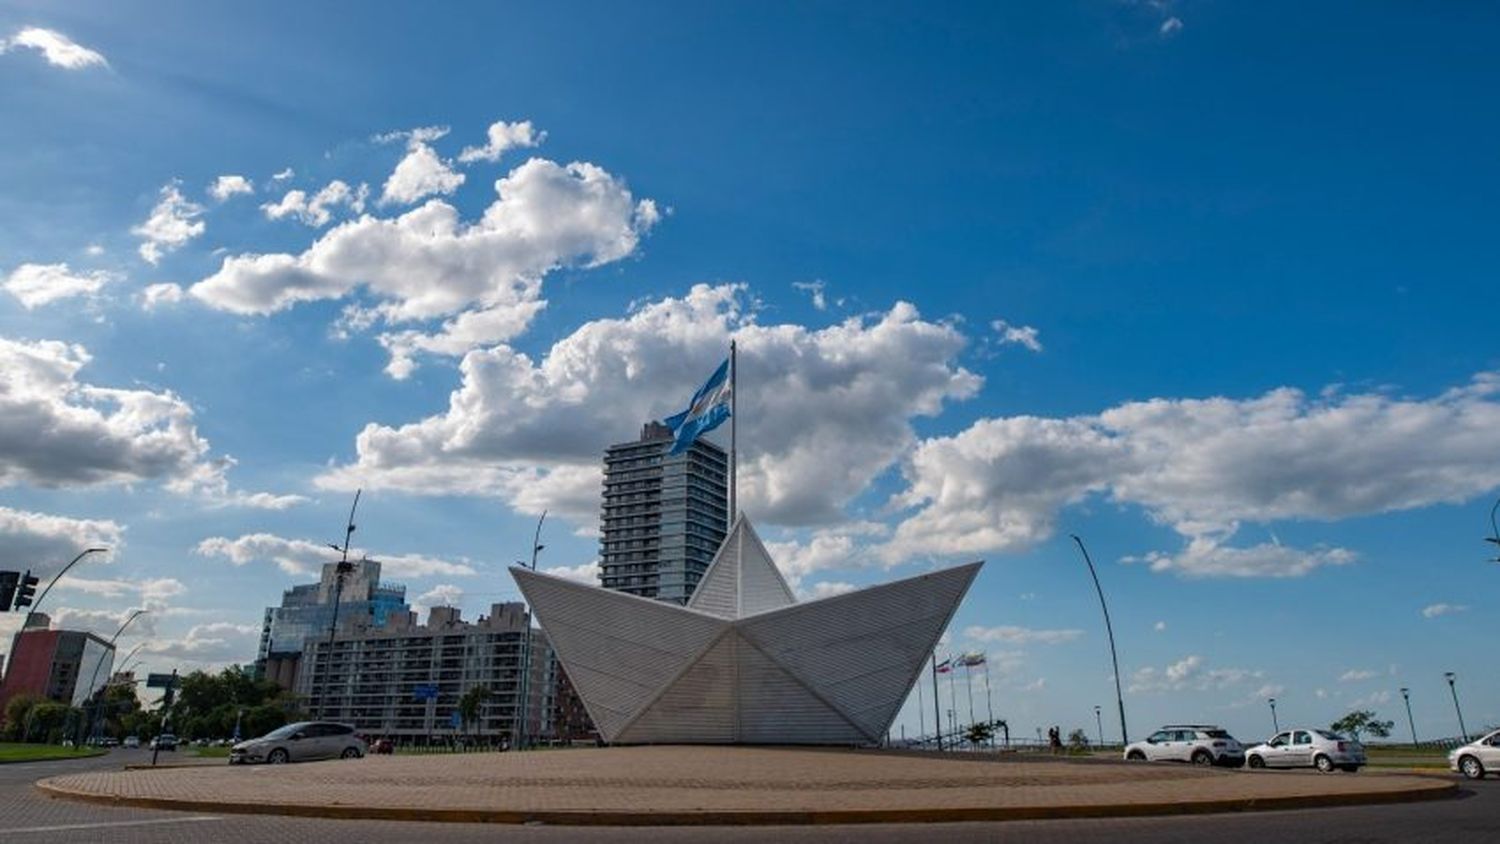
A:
[
  {"left": 930, "top": 650, "right": 944, "bottom": 752},
  {"left": 729, "top": 339, "right": 737, "bottom": 529},
  {"left": 983, "top": 659, "right": 994, "bottom": 746},
  {"left": 916, "top": 666, "right": 926, "bottom": 742}
]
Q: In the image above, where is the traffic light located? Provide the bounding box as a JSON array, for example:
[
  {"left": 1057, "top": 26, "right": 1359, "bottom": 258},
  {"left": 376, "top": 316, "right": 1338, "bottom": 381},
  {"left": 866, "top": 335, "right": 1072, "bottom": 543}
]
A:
[
  {"left": 12, "top": 570, "right": 39, "bottom": 610},
  {"left": 0, "top": 571, "right": 17, "bottom": 611}
]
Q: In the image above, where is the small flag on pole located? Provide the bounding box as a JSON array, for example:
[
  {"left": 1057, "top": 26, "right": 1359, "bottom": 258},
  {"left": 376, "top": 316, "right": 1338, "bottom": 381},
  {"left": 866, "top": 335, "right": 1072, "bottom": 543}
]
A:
[
  {"left": 935, "top": 658, "right": 953, "bottom": 674},
  {"left": 663, "top": 357, "right": 732, "bottom": 455},
  {"left": 960, "top": 652, "right": 986, "bottom": 667}
]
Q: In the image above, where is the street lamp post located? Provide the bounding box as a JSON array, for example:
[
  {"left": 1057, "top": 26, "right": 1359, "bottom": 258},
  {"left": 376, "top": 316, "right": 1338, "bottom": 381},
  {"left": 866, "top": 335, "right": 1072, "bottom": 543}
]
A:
[
  {"left": 1400, "top": 687, "right": 1418, "bottom": 746},
  {"left": 1071, "top": 535, "right": 1129, "bottom": 745},
  {"left": 320, "top": 490, "right": 362, "bottom": 720},
  {"left": 23, "top": 547, "right": 107, "bottom": 629},
  {"left": 1268, "top": 697, "right": 1279, "bottom": 734},
  {"left": 515, "top": 510, "right": 546, "bottom": 751},
  {"left": 79, "top": 608, "right": 149, "bottom": 746},
  {"left": 1094, "top": 705, "right": 1104, "bottom": 748},
  {"left": 1444, "top": 672, "right": 1468, "bottom": 742}
]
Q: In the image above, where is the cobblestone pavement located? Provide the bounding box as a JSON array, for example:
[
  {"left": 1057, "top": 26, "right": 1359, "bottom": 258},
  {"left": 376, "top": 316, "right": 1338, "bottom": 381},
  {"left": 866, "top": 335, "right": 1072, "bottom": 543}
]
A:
[
  {"left": 2, "top": 749, "right": 1495, "bottom": 843},
  {"left": 37, "top": 746, "right": 1449, "bottom": 818}
]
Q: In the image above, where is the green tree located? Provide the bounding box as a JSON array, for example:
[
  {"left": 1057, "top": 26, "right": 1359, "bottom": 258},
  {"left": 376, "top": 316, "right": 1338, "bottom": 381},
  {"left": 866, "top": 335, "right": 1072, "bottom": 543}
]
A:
[
  {"left": 2, "top": 694, "right": 43, "bottom": 742},
  {"left": 27, "top": 702, "right": 73, "bottom": 743},
  {"left": 458, "top": 685, "right": 492, "bottom": 737},
  {"left": 1330, "top": 710, "right": 1394, "bottom": 741},
  {"left": 964, "top": 720, "right": 994, "bottom": 746}
]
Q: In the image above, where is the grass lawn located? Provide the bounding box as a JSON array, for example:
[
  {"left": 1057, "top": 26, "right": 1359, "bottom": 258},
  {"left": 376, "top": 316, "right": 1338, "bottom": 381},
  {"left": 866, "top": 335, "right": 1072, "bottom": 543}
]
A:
[
  {"left": 0, "top": 743, "right": 107, "bottom": 763},
  {"left": 187, "top": 745, "right": 231, "bottom": 758}
]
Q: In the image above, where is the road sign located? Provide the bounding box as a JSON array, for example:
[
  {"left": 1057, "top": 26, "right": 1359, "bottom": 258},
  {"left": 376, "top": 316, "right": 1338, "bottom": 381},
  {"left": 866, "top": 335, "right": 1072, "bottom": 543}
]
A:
[
  {"left": 413, "top": 684, "right": 438, "bottom": 701},
  {"left": 146, "top": 673, "right": 177, "bottom": 688}
]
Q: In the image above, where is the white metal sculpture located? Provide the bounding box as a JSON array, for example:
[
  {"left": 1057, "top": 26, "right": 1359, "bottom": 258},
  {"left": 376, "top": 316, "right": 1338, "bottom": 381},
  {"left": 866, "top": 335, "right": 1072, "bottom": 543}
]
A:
[{"left": 512, "top": 516, "right": 981, "bottom": 745}]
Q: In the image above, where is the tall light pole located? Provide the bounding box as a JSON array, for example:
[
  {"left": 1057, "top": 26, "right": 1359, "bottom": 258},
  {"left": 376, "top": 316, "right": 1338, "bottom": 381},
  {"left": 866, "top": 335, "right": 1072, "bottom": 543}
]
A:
[
  {"left": 1400, "top": 687, "right": 1417, "bottom": 746},
  {"left": 24, "top": 547, "right": 107, "bottom": 629},
  {"left": 320, "top": 490, "right": 362, "bottom": 719},
  {"left": 1071, "top": 535, "right": 1128, "bottom": 745},
  {"left": 1268, "top": 697, "right": 1279, "bottom": 734},
  {"left": 1444, "top": 672, "right": 1468, "bottom": 742},
  {"left": 516, "top": 510, "right": 546, "bottom": 750},
  {"left": 80, "top": 608, "right": 149, "bottom": 746},
  {"left": 1094, "top": 705, "right": 1104, "bottom": 748}
]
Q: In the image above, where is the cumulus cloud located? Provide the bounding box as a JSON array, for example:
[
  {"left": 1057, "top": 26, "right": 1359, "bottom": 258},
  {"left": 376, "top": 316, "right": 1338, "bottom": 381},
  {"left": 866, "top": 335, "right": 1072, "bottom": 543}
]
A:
[
  {"left": 4, "top": 262, "right": 119, "bottom": 308},
  {"left": 458, "top": 120, "right": 545, "bottom": 164},
  {"left": 883, "top": 374, "right": 1500, "bottom": 572},
  {"left": 1129, "top": 655, "right": 1262, "bottom": 694},
  {"left": 56, "top": 575, "right": 185, "bottom": 604},
  {"left": 1160, "top": 17, "right": 1184, "bottom": 37},
  {"left": 541, "top": 560, "right": 600, "bottom": 585},
  {"left": 0, "top": 26, "right": 107, "bottom": 69},
  {"left": 0, "top": 337, "right": 224, "bottom": 492},
  {"left": 414, "top": 583, "right": 464, "bottom": 611},
  {"left": 271, "top": 167, "right": 294, "bottom": 182},
  {"left": 792, "top": 281, "right": 829, "bottom": 311},
  {"left": 379, "top": 125, "right": 464, "bottom": 205},
  {"left": 0, "top": 505, "right": 123, "bottom": 579},
  {"left": 1339, "top": 668, "right": 1378, "bottom": 683},
  {"left": 208, "top": 175, "right": 254, "bottom": 202},
  {"left": 195, "top": 532, "right": 476, "bottom": 579},
  {"left": 1421, "top": 603, "right": 1468, "bottom": 618},
  {"left": 260, "top": 180, "right": 367, "bottom": 227},
  {"left": 991, "top": 319, "right": 1042, "bottom": 352},
  {"left": 192, "top": 156, "right": 658, "bottom": 376},
  {"left": 801, "top": 581, "right": 858, "bottom": 601},
  {"left": 140, "top": 621, "right": 260, "bottom": 664},
  {"left": 140, "top": 283, "right": 184, "bottom": 310},
  {"left": 316, "top": 285, "right": 979, "bottom": 529},
  {"left": 133, "top": 182, "right": 205, "bottom": 265},
  {"left": 963, "top": 625, "right": 1084, "bottom": 645}
]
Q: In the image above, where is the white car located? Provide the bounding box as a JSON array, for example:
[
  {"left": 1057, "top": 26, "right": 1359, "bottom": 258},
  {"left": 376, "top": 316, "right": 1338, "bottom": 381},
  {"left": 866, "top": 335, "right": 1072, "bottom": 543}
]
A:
[
  {"left": 229, "top": 721, "right": 366, "bottom": 765},
  {"left": 1124, "top": 724, "right": 1245, "bottom": 767},
  {"left": 1246, "top": 729, "right": 1365, "bottom": 772},
  {"left": 122, "top": 735, "right": 140, "bottom": 749},
  {"left": 1449, "top": 729, "right": 1500, "bottom": 780}
]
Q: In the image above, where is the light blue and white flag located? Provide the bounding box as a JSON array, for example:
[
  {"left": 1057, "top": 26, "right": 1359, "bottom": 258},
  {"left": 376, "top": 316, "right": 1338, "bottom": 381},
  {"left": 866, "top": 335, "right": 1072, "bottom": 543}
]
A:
[{"left": 663, "top": 357, "right": 732, "bottom": 455}]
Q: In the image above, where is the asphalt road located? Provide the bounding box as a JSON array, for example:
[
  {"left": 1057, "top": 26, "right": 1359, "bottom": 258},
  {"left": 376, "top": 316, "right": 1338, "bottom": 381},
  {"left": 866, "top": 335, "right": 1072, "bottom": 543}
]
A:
[{"left": 2, "top": 749, "right": 1496, "bottom": 843}]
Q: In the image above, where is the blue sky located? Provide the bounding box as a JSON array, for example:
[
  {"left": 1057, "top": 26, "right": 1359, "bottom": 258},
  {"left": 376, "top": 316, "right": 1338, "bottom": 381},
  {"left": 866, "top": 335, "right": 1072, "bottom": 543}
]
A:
[{"left": 1, "top": 1, "right": 1496, "bottom": 745}]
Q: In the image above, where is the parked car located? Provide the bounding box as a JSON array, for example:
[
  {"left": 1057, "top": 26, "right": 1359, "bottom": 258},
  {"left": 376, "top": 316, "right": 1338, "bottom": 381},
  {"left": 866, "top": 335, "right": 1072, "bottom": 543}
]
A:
[
  {"left": 229, "top": 721, "right": 366, "bottom": 765},
  {"left": 123, "top": 735, "right": 141, "bottom": 749},
  {"left": 98, "top": 737, "right": 120, "bottom": 748},
  {"left": 1245, "top": 729, "right": 1365, "bottom": 772},
  {"left": 1124, "top": 725, "right": 1245, "bottom": 767},
  {"left": 1449, "top": 729, "right": 1500, "bottom": 780},
  {"left": 149, "top": 734, "right": 178, "bottom": 751}
]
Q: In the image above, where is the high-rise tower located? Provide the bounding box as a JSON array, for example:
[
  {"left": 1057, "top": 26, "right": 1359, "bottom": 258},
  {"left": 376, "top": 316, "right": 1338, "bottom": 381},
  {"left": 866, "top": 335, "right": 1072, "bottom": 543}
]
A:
[{"left": 599, "top": 421, "right": 728, "bottom": 603}]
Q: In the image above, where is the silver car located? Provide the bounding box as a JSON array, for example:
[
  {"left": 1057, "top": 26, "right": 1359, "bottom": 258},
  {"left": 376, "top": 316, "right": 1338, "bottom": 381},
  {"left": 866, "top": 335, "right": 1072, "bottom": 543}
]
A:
[
  {"left": 229, "top": 721, "right": 366, "bottom": 764},
  {"left": 1449, "top": 729, "right": 1500, "bottom": 780},
  {"left": 1245, "top": 728, "right": 1365, "bottom": 772},
  {"left": 1123, "top": 724, "right": 1245, "bottom": 767}
]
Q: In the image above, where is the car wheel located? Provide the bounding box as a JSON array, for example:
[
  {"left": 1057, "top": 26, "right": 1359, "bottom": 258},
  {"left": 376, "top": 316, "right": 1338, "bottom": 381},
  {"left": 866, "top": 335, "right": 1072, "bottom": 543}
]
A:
[
  {"left": 1314, "top": 754, "right": 1334, "bottom": 773},
  {"left": 1126, "top": 750, "right": 1147, "bottom": 761},
  {"left": 1459, "top": 755, "right": 1485, "bottom": 780},
  {"left": 268, "top": 748, "right": 289, "bottom": 764},
  {"left": 1191, "top": 750, "right": 1214, "bottom": 766},
  {"left": 341, "top": 747, "right": 362, "bottom": 759},
  {"left": 1248, "top": 754, "right": 1265, "bottom": 769}
]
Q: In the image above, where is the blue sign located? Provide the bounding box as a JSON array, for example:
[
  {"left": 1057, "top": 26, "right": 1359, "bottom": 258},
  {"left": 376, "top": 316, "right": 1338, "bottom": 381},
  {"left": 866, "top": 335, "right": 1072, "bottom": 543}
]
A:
[
  {"left": 413, "top": 684, "right": 438, "bottom": 701},
  {"left": 450, "top": 711, "right": 462, "bottom": 728}
]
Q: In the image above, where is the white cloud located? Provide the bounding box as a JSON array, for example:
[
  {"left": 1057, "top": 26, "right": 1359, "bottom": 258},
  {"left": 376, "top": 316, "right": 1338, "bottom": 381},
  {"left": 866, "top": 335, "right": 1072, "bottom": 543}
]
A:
[
  {"left": 458, "top": 120, "right": 546, "bottom": 164},
  {"left": 1339, "top": 668, "right": 1378, "bottom": 683},
  {"left": 801, "top": 581, "right": 857, "bottom": 601},
  {"left": 260, "top": 180, "right": 367, "bottom": 227},
  {"left": 0, "top": 506, "right": 123, "bottom": 580},
  {"left": 884, "top": 374, "right": 1500, "bottom": 572},
  {"left": 141, "top": 621, "right": 260, "bottom": 664},
  {"left": 195, "top": 532, "right": 476, "bottom": 579},
  {"left": 793, "top": 281, "right": 828, "bottom": 311},
  {"left": 1160, "top": 17, "right": 1184, "bottom": 37},
  {"left": 1021, "top": 677, "right": 1046, "bottom": 692},
  {"left": 208, "top": 175, "right": 254, "bottom": 202},
  {"left": 56, "top": 576, "right": 185, "bottom": 610},
  {"left": 963, "top": 625, "right": 1084, "bottom": 645},
  {"left": 414, "top": 583, "right": 463, "bottom": 610},
  {"left": 541, "top": 560, "right": 600, "bottom": 586},
  {"left": 85, "top": 244, "right": 105, "bottom": 256},
  {"left": 218, "top": 491, "right": 308, "bottom": 510},
  {"left": 1129, "top": 655, "right": 1262, "bottom": 694},
  {"left": 379, "top": 126, "right": 464, "bottom": 205},
  {"left": 271, "top": 167, "right": 295, "bottom": 182},
  {"left": 1421, "top": 602, "right": 1468, "bottom": 618},
  {"left": 140, "top": 283, "right": 185, "bottom": 310},
  {"left": 1153, "top": 620, "right": 1166, "bottom": 632},
  {"left": 316, "top": 285, "right": 979, "bottom": 529},
  {"left": 193, "top": 156, "right": 658, "bottom": 376},
  {"left": 0, "top": 27, "right": 107, "bottom": 69},
  {"left": 991, "top": 319, "right": 1043, "bottom": 352},
  {"left": 3, "top": 262, "right": 119, "bottom": 308},
  {"left": 133, "top": 182, "right": 205, "bottom": 265},
  {"left": 0, "top": 337, "right": 225, "bottom": 492},
  {"left": 764, "top": 522, "right": 889, "bottom": 585}
]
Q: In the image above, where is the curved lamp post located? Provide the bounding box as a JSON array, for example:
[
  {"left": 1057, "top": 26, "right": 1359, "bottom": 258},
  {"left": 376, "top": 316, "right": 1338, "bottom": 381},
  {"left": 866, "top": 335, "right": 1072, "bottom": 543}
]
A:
[
  {"left": 1444, "top": 672, "right": 1468, "bottom": 742},
  {"left": 1071, "top": 535, "right": 1128, "bottom": 745},
  {"left": 1268, "top": 697, "right": 1279, "bottom": 734},
  {"left": 24, "top": 547, "right": 107, "bottom": 629},
  {"left": 79, "top": 608, "right": 149, "bottom": 746},
  {"left": 1400, "top": 687, "right": 1417, "bottom": 746},
  {"left": 516, "top": 510, "right": 546, "bottom": 750}
]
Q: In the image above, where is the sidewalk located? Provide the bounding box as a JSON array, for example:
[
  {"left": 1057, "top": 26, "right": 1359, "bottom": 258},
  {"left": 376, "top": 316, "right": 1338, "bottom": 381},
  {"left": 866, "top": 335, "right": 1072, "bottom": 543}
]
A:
[{"left": 37, "top": 746, "right": 1455, "bottom": 826}]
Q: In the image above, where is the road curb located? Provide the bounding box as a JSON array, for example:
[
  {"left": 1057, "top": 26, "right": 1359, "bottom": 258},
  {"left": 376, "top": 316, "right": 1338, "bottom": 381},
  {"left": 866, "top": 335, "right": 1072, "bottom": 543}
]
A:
[{"left": 34, "top": 777, "right": 1459, "bottom": 826}]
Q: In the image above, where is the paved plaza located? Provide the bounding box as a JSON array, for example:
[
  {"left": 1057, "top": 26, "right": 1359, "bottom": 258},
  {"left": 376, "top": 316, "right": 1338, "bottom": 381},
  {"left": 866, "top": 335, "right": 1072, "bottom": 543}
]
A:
[{"left": 37, "top": 747, "right": 1453, "bottom": 825}]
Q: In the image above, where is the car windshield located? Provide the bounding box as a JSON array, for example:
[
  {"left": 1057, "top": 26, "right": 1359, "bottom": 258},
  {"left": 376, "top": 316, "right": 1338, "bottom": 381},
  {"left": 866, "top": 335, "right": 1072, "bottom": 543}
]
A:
[
  {"left": 1315, "top": 730, "right": 1346, "bottom": 741},
  {"left": 262, "top": 724, "right": 302, "bottom": 740}
]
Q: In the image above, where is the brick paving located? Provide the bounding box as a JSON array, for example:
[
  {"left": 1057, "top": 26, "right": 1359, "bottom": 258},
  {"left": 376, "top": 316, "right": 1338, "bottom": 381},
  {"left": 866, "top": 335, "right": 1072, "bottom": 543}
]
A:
[{"left": 37, "top": 746, "right": 1452, "bottom": 820}]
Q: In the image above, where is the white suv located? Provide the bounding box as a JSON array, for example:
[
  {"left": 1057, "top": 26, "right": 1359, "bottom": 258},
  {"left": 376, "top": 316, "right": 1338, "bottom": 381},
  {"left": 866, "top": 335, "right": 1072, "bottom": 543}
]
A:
[{"left": 1124, "top": 724, "right": 1245, "bottom": 767}]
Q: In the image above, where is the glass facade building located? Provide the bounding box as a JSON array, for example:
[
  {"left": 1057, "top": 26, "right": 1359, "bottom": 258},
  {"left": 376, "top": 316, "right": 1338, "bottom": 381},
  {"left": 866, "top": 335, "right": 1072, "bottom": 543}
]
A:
[
  {"left": 599, "top": 421, "right": 729, "bottom": 603},
  {"left": 256, "top": 559, "right": 408, "bottom": 689}
]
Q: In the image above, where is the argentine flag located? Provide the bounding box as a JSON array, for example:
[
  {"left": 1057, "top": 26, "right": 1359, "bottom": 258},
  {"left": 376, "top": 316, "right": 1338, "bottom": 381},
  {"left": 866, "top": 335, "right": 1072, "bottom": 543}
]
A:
[{"left": 663, "top": 357, "right": 732, "bottom": 455}]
